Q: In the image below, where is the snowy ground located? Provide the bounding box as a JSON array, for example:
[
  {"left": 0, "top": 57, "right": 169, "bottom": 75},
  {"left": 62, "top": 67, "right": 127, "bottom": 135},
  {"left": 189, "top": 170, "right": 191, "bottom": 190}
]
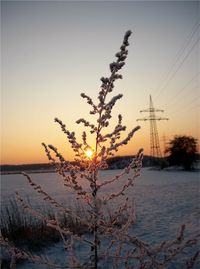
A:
[{"left": 1, "top": 168, "right": 200, "bottom": 268}]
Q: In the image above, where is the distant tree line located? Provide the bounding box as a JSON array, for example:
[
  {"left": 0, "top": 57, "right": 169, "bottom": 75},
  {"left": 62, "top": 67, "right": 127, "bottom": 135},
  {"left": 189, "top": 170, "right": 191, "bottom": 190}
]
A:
[
  {"left": 0, "top": 156, "right": 160, "bottom": 174},
  {"left": 0, "top": 163, "right": 53, "bottom": 174}
]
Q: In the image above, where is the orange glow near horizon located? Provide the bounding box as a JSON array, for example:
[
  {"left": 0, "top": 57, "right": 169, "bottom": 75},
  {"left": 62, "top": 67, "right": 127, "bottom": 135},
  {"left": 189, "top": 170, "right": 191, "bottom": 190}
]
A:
[
  {"left": 1, "top": 111, "right": 199, "bottom": 165},
  {"left": 1, "top": 1, "right": 199, "bottom": 165},
  {"left": 1, "top": 119, "right": 199, "bottom": 165}
]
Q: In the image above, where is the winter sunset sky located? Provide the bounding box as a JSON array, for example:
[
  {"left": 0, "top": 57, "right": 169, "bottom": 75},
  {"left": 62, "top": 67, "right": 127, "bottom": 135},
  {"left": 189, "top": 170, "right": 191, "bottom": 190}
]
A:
[{"left": 1, "top": 1, "right": 200, "bottom": 164}]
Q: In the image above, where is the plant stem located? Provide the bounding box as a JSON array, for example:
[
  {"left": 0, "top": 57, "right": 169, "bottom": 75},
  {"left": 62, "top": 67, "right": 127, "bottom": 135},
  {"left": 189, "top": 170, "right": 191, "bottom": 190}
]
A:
[{"left": 92, "top": 171, "right": 98, "bottom": 269}]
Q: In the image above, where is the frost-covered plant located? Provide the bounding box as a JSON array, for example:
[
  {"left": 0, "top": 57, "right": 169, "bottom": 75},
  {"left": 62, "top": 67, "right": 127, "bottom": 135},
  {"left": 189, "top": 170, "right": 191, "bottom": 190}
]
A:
[
  {"left": 1, "top": 30, "right": 143, "bottom": 269},
  {"left": 1, "top": 31, "right": 199, "bottom": 269}
]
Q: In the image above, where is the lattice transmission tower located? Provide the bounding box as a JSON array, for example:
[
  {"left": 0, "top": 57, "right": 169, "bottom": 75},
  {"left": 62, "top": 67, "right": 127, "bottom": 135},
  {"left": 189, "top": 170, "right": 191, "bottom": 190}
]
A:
[{"left": 137, "top": 95, "right": 168, "bottom": 165}]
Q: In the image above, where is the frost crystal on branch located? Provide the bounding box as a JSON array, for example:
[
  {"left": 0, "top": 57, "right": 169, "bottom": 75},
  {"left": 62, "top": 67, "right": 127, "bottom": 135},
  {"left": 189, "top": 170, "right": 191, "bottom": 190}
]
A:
[{"left": 1, "top": 30, "right": 199, "bottom": 269}]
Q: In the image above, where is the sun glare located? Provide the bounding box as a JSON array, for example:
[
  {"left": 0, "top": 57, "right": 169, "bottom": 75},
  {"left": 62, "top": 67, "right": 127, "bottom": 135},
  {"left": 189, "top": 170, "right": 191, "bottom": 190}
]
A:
[{"left": 85, "top": 148, "right": 94, "bottom": 159}]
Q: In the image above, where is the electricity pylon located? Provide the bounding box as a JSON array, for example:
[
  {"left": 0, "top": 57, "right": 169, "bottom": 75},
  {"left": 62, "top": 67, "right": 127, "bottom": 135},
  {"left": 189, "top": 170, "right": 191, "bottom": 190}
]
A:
[{"left": 137, "top": 95, "right": 168, "bottom": 166}]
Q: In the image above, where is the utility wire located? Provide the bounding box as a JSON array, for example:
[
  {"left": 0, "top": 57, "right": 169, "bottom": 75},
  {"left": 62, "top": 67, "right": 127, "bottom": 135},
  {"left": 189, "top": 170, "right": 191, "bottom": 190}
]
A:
[
  {"left": 153, "top": 20, "right": 200, "bottom": 100},
  {"left": 171, "top": 103, "right": 200, "bottom": 115},
  {"left": 155, "top": 35, "right": 200, "bottom": 100},
  {"left": 168, "top": 91, "right": 200, "bottom": 115},
  {"left": 154, "top": 20, "right": 200, "bottom": 98},
  {"left": 164, "top": 72, "right": 200, "bottom": 109}
]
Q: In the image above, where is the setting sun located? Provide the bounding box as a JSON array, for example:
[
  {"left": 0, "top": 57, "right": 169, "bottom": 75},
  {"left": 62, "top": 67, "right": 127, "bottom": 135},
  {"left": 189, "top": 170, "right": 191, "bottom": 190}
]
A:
[{"left": 84, "top": 148, "right": 94, "bottom": 159}]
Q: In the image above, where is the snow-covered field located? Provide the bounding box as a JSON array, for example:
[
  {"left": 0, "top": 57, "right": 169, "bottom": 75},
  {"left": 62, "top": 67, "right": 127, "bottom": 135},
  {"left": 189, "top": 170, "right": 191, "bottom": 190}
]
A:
[{"left": 1, "top": 168, "right": 200, "bottom": 268}]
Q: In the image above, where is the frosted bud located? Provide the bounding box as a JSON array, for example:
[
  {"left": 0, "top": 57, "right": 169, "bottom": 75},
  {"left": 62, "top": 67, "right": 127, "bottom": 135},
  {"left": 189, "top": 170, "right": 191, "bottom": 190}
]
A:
[
  {"left": 80, "top": 93, "right": 86, "bottom": 98},
  {"left": 124, "top": 30, "right": 132, "bottom": 40}
]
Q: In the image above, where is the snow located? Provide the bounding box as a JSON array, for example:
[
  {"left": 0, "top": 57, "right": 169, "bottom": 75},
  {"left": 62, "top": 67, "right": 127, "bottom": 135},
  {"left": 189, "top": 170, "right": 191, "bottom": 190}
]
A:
[{"left": 1, "top": 168, "right": 200, "bottom": 268}]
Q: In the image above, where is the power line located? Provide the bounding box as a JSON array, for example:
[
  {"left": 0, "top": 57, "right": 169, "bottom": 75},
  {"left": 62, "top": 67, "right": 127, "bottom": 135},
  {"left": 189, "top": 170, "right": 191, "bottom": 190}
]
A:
[
  {"left": 164, "top": 72, "right": 200, "bottom": 109},
  {"left": 168, "top": 92, "right": 200, "bottom": 116},
  {"left": 153, "top": 20, "right": 200, "bottom": 98},
  {"left": 155, "top": 35, "right": 200, "bottom": 100},
  {"left": 153, "top": 20, "right": 200, "bottom": 99}
]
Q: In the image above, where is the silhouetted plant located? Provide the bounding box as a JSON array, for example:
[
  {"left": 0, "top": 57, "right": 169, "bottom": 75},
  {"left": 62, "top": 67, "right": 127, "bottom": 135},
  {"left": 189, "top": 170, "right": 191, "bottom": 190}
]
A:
[{"left": 1, "top": 31, "right": 199, "bottom": 269}]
